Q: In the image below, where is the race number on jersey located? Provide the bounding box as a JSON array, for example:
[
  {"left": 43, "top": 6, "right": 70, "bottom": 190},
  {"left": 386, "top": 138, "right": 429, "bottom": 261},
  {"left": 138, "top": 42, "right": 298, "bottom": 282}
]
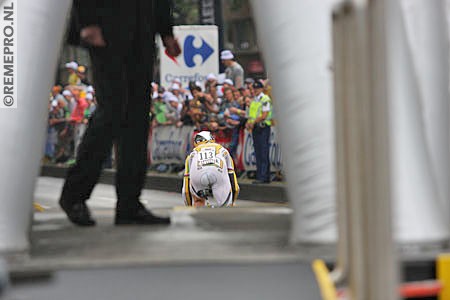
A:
[{"left": 198, "top": 147, "right": 221, "bottom": 167}]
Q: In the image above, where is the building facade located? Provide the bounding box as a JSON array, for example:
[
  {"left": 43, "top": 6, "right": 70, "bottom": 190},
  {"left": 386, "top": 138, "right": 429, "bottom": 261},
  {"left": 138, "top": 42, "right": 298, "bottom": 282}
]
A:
[{"left": 56, "top": 0, "right": 265, "bottom": 85}]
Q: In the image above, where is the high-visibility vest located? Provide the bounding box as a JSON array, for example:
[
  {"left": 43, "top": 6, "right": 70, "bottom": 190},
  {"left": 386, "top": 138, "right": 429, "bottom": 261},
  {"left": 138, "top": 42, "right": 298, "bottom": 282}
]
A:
[{"left": 248, "top": 94, "right": 272, "bottom": 126}]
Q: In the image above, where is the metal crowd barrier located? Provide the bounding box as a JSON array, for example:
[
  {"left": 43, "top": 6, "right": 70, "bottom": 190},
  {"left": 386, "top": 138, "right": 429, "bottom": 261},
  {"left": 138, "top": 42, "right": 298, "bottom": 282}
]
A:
[{"left": 313, "top": 254, "right": 450, "bottom": 299}]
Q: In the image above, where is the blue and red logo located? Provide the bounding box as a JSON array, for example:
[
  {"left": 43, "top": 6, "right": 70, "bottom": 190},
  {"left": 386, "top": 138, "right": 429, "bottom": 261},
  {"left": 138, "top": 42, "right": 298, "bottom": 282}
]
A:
[{"left": 165, "top": 35, "right": 214, "bottom": 68}]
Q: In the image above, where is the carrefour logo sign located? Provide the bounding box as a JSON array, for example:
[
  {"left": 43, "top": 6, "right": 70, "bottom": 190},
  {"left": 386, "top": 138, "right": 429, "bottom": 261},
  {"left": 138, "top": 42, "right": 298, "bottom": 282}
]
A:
[
  {"left": 166, "top": 34, "right": 214, "bottom": 68},
  {"left": 160, "top": 25, "right": 219, "bottom": 86},
  {"left": 184, "top": 35, "right": 214, "bottom": 68}
]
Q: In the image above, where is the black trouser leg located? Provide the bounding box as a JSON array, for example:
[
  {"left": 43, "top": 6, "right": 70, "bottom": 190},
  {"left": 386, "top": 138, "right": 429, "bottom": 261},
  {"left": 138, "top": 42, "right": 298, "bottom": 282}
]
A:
[
  {"left": 60, "top": 46, "right": 125, "bottom": 204},
  {"left": 60, "top": 108, "right": 114, "bottom": 204},
  {"left": 259, "top": 126, "right": 271, "bottom": 182},
  {"left": 252, "top": 129, "right": 262, "bottom": 181},
  {"left": 115, "top": 96, "right": 151, "bottom": 216},
  {"left": 114, "top": 31, "right": 153, "bottom": 217}
]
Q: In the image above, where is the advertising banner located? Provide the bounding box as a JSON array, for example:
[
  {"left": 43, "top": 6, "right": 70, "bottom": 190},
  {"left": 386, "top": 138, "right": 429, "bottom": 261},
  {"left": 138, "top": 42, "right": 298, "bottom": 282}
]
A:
[
  {"left": 149, "top": 126, "right": 283, "bottom": 173},
  {"left": 159, "top": 25, "right": 219, "bottom": 88},
  {"left": 239, "top": 128, "right": 283, "bottom": 172},
  {"left": 150, "top": 126, "right": 194, "bottom": 165}
]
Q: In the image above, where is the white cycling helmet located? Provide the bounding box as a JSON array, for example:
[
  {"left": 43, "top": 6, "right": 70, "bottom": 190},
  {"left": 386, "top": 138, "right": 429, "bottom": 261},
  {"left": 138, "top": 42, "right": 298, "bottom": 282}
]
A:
[{"left": 194, "top": 131, "right": 215, "bottom": 147}]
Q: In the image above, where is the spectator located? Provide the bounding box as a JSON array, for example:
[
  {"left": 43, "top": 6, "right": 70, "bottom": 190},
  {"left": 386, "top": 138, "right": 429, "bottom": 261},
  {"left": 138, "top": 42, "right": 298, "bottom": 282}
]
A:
[
  {"left": 233, "top": 88, "right": 242, "bottom": 106},
  {"left": 244, "top": 78, "right": 255, "bottom": 97},
  {"left": 218, "top": 88, "right": 234, "bottom": 126},
  {"left": 65, "top": 61, "right": 80, "bottom": 86},
  {"left": 170, "top": 78, "right": 191, "bottom": 98},
  {"left": 229, "top": 95, "right": 252, "bottom": 120},
  {"left": 70, "top": 90, "right": 88, "bottom": 160},
  {"left": 51, "top": 99, "right": 68, "bottom": 150},
  {"left": 166, "top": 93, "right": 183, "bottom": 125},
  {"left": 86, "top": 85, "right": 95, "bottom": 94},
  {"left": 221, "top": 50, "right": 244, "bottom": 89},
  {"left": 172, "top": 77, "right": 182, "bottom": 88},
  {"left": 85, "top": 92, "right": 96, "bottom": 117},
  {"left": 244, "top": 77, "right": 255, "bottom": 87},
  {"left": 77, "top": 65, "right": 91, "bottom": 86},
  {"left": 51, "top": 85, "right": 65, "bottom": 103},
  {"left": 170, "top": 83, "right": 184, "bottom": 103},
  {"left": 178, "top": 100, "right": 193, "bottom": 127},
  {"left": 224, "top": 89, "right": 242, "bottom": 158},
  {"left": 45, "top": 101, "right": 60, "bottom": 160},
  {"left": 62, "top": 89, "right": 76, "bottom": 114},
  {"left": 189, "top": 85, "right": 208, "bottom": 130},
  {"left": 54, "top": 99, "right": 72, "bottom": 163},
  {"left": 223, "top": 78, "right": 234, "bottom": 89},
  {"left": 152, "top": 93, "right": 169, "bottom": 127},
  {"left": 240, "top": 86, "right": 252, "bottom": 98},
  {"left": 205, "top": 73, "right": 217, "bottom": 93},
  {"left": 153, "top": 83, "right": 164, "bottom": 100},
  {"left": 178, "top": 84, "right": 196, "bottom": 127},
  {"left": 208, "top": 83, "right": 220, "bottom": 105}
]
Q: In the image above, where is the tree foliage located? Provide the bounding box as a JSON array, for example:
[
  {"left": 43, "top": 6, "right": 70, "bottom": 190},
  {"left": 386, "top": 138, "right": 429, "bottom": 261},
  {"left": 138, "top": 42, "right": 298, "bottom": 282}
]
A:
[{"left": 173, "top": 0, "right": 199, "bottom": 25}]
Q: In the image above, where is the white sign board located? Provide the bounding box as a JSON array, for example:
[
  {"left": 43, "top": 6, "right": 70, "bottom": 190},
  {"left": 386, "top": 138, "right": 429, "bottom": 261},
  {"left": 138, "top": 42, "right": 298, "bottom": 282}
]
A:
[{"left": 159, "top": 25, "right": 218, "bottom": 88}]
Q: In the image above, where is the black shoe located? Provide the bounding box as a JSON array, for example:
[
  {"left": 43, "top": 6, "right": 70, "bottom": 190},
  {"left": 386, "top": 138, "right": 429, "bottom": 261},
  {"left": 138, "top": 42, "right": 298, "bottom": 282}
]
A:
[
  {"left": 59, "top": 199, "right": 96, "bottom": 226},
  {"left": 115, "top": 205, "right": 170, "bottom": 225}
]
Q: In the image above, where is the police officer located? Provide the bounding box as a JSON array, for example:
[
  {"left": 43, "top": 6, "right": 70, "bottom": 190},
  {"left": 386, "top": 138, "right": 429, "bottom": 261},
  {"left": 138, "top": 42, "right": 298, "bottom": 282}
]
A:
[{"left": 247, "top": 81, "right": 272, "bottom": 184}]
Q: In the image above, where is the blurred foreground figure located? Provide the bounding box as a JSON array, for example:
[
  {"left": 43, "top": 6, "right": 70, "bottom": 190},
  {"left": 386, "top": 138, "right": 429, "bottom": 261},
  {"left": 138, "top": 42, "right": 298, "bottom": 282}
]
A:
[
  {"left": 182, "top": 131, "right": 239, "bottom": 208},
  {"left": 60, "top": 0, "right": 181, "bottom": 226}
]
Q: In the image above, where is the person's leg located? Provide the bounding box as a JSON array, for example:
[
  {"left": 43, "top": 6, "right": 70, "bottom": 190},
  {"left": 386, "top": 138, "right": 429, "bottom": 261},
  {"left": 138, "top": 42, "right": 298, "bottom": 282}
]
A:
[
  {"left": 212, "top": 172, "right": 232, "bottom": 207},
  {"left": 115, "top": 93, "right": 150, "bottom": 216},
  {"left": 193, "top": 196, "right": 206, "bottom": 207},
  {"left": 102, "top": 146, "right": 113, "bottom": 169},
  {"left": 58, "top": 126, "right": 72, "bottom": 162},
  {"left": 60, "top": 47, "right": 123, "bottom": 225},
  {"left": 230, "top": 127, "right": 239, "bottom": 158},
  {"left": 73, "top": 123, "right": 81, "bottom": 159},
  {"left": 61, "top": 112, "right": 114, "bottom": 202},
  {"left": 114, "top": 38, "right": 152, "bottom": 216},
  {"left": 114, "top": 27, "right": 168, "bottom": 224},
  {"left": 45, "top": 127, "right": 55, "bottom": 159},
  {"left": 252, "top": 128, "right": 262, "bottom": 181},
  {"left": 259, "top": 126, "right": 271, "bottom": 182}
]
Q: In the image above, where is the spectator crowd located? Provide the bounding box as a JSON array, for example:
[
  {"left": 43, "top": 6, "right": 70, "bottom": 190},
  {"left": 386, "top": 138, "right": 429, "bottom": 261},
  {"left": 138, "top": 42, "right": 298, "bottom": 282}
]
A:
[
  {"left": 150, "top": 75, "right": 269, "bottom": 158},
  {"left": 45, "top": 61, "right": 97, "bottom": 165},
  {"left": 45, "top": 51, "right": 275, "bottom": 181}
]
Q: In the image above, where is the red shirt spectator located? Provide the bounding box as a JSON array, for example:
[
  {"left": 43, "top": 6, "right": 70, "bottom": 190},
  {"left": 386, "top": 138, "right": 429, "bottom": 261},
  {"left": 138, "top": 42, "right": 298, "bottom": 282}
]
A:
[{"left": 71, "top": 97, "right": 88, "bottom": 123}]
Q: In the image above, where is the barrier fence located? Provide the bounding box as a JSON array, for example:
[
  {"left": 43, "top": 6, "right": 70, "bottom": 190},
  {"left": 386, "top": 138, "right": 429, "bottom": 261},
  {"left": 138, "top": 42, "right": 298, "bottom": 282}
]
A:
[
  {"left": 148, "top": 125, "right": 283, "bottom": 173},
  {"left": 312, "top": 254, "right": 450, "bottom": 300}
]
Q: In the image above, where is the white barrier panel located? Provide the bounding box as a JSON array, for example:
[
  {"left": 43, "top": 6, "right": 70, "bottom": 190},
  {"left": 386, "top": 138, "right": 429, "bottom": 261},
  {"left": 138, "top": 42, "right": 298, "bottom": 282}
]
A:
[
  {"left": 251, "top": 0, "right": 450, "bottom": 247},
  {"left": 386, "top": 0, "right": 449, "bottom": 244},
  {"left": 240, "top": 128, "right": 283, "bottom": 172},
  {"left": 250, "top": 0, "right": 338, "bottom": 244},
  {"left": 400, "top": 0, "right": 450, "bottom": 227},
  {"left": 0, "top": 0, "right": 72, "bottom": 253},
  {"left": 150, "top": 126, "right": 194, "bottom": 165}
]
